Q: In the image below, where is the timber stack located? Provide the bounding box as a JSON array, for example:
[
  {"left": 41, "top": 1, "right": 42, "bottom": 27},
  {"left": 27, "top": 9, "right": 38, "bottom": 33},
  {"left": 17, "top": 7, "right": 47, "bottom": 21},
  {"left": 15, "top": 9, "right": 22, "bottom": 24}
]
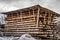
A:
[{"left": 1, "top": 5, "right": 60, "bottom": 39}]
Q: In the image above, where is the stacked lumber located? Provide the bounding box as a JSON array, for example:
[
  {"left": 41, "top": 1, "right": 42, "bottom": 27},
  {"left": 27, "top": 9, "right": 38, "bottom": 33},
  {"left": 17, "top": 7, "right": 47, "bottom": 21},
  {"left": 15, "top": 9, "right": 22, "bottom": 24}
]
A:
[{"left": 1, "top": 5, "right": 60, "bottom": 39}]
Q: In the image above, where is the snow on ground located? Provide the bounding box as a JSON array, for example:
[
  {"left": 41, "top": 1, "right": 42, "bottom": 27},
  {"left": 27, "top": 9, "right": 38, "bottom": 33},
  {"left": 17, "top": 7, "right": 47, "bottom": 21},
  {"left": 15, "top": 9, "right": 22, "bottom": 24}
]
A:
[{"left": 0, "top": 34, "right": 37, "bottom": 40}]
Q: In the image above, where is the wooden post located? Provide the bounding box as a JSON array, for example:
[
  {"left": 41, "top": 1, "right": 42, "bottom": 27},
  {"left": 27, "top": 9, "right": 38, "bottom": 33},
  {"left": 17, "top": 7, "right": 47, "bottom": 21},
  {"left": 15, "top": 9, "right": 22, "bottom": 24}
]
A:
[
  {"left": 33, "top": 9, "right": 36, "bottom": 27},
  {"left": 44, "top": 11, "right": 46, "bottom": 24},
  {"left": 36, "top": 8, "right": 40, "bottom": 27},
  {"left": 20, "top": 11, "right": 23, "bottom": 27}
]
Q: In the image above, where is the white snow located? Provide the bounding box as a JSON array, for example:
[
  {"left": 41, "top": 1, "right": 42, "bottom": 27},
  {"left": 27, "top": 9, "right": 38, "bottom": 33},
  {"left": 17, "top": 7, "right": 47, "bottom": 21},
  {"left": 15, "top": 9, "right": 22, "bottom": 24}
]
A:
[{"left": 0, "top": 34, "right": 37, "bottom": 40}]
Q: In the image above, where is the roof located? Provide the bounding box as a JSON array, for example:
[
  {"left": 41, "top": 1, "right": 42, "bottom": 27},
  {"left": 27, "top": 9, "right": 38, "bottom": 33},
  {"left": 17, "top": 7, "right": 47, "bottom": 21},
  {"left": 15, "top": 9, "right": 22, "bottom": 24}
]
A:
[{"left": 3, "top": 5, "right": 60, "bottom": 17}]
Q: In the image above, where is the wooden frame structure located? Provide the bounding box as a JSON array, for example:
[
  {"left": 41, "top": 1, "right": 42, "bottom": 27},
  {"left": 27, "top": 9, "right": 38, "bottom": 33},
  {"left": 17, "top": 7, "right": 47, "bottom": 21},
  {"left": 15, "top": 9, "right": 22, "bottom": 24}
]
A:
[{"left": 2, "top": 5, "right": 60, "bottom": 39}]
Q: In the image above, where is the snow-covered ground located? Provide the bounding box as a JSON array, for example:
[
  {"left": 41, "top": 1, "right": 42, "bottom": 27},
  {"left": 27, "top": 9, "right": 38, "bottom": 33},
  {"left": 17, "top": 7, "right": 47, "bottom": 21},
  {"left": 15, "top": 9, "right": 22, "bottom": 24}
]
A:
[{"left": 0, "top": 34, "right": 37, "bottom": 40}]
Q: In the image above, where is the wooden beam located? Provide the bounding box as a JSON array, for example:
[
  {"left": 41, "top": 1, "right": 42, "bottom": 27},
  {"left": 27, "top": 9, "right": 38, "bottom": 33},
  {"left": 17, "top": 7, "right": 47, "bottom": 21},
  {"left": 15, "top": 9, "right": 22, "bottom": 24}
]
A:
[
  {"left": 33, "top": 9, "right": 36, "bottom": 26},
  {"left": 36, "top": 8, "right": 40, "bottom": 27}
]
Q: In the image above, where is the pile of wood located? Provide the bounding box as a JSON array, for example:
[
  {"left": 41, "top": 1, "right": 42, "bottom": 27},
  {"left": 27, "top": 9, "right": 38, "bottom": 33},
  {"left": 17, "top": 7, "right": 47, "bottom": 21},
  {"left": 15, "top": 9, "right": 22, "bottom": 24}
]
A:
[{"left": 2, "top": 5, "right": 60, "bottom": 39}]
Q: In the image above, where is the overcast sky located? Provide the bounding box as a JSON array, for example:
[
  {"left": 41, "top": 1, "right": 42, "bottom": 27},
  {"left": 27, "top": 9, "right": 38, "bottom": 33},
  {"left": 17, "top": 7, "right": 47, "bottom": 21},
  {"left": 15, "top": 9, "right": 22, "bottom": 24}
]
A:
[{"left": 0, "top": 0, "right": 60, "bottom": 14}]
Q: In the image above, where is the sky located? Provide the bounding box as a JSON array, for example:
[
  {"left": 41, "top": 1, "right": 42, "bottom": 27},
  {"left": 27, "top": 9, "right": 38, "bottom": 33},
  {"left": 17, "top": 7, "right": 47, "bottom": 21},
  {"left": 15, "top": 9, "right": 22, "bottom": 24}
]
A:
[{"left": 0, "top": 0, "right": 60, "bottom": 14}]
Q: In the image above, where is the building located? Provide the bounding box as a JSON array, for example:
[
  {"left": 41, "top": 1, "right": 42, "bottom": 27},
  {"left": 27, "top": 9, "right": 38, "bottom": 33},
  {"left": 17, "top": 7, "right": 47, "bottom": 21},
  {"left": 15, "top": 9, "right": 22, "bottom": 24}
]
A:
[{"left": 2, "top": 5, "right": 60, "bottom": 39}]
